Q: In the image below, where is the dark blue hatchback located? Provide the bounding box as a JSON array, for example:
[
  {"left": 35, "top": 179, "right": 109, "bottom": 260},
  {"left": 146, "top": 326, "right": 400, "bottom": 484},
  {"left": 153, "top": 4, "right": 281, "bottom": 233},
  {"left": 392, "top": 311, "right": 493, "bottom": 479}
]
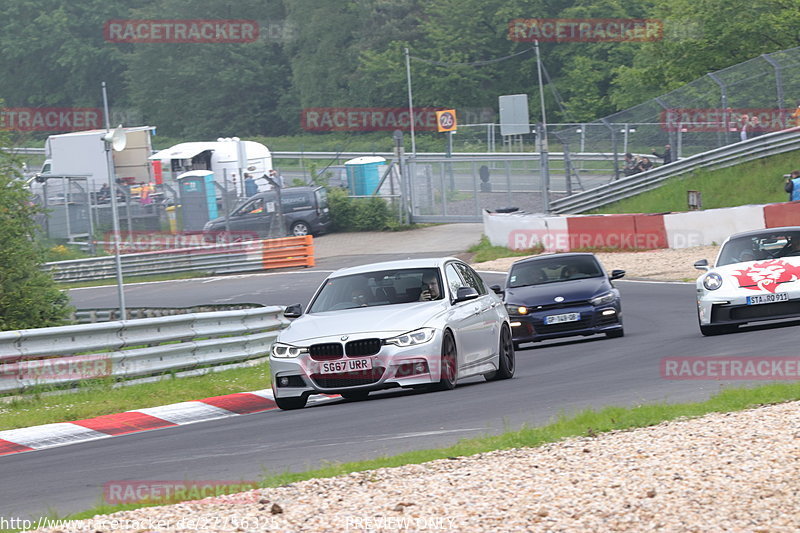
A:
[{"left": 495, "top": 253, "right": 625, "bottom": 348}]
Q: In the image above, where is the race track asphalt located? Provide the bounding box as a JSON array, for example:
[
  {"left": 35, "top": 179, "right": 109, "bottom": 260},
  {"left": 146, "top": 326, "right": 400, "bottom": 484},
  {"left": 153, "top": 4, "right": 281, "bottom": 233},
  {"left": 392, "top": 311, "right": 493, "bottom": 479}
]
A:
[{"left": 3, "top": 273, "right": 797, "bottom": 520}]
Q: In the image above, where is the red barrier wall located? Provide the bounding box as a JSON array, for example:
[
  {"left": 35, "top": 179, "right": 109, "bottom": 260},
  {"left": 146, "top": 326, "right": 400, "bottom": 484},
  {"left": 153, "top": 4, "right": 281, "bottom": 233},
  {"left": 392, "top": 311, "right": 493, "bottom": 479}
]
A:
[
  {"left": 763, "top": 202, "right": 800, "bottom": 228},
  {"left": 633, "top": 213, "right": 668, "bottom": 249},
  {"left": 564, "top": 214, "right": 666, "bottom": 250}
]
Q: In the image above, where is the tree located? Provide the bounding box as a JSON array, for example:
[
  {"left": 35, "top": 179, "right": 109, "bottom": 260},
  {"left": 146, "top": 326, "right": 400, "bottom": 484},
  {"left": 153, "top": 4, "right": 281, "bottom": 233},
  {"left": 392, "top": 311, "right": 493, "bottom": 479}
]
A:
[
  {"left": 124, "top": 0, "right": 293, "bottom": 138},
  {"left": 0, "top": 0, "right": 138, "bottom": 108},
  {"left": 609, "top": 0, "right": 800, "bottom": 109},
  {"left": 0, "top": 130, "right": 71, "bottom": 331}
]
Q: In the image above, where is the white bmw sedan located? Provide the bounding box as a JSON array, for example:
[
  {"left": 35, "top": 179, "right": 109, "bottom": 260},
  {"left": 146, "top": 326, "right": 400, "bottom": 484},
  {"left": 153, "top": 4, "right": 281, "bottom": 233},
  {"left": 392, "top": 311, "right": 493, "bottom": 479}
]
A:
[
  {"left": 270, "top": 257, "right": 515, "bottom": 409},
  {"left": 695, "top": 226, "right": 800, "bottom": 335}
]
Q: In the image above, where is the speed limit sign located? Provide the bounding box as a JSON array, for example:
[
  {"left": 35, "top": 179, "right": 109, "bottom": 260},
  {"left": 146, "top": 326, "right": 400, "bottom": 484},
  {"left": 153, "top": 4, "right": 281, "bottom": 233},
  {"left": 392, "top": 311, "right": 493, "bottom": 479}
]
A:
[{"left": 436, "top": 109, "right": 457, "bottom": 132}]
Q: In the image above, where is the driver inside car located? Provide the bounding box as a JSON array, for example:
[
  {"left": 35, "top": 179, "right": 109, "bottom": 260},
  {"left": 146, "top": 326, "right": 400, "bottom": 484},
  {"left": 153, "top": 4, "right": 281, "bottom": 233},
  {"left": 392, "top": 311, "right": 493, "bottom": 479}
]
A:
[
  {"left": 781, "top": 237, "right": 800, "bottom": 257},
  {"left": 420, "top": 273, "right": 441, "bottom": 301}
]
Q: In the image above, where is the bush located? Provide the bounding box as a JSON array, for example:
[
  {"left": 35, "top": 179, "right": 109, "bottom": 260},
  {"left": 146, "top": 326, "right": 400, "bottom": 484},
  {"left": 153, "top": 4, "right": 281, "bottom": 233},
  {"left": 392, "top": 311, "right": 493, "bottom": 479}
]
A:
[
  {"left": 0, "top": 133, "right": 72, "bottom": 330},
  {"left": 327, "top": 188, "right": 393, "bottom": 232}
]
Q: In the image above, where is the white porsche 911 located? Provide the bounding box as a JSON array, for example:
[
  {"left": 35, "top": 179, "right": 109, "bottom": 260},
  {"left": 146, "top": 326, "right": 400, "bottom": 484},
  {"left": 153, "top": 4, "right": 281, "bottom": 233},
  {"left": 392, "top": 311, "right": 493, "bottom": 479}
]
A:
[{"left": 694, "top": 226, "right": 800, "bottom": 336}]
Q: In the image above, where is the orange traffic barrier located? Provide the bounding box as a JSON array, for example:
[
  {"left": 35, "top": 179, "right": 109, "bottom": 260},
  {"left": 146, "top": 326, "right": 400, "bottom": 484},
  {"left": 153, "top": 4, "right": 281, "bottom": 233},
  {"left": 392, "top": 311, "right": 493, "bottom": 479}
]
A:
[{"left": 261, "top": 235, "right": 315, "bottom": 270}]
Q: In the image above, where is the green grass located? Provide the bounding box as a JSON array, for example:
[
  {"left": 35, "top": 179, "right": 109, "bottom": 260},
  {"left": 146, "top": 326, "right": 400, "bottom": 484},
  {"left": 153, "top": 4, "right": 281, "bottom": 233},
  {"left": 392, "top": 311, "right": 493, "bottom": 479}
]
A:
[
  {"left": 595, "top": 151, "right": 798, "bottom": 214},
  {"left": 13, "top": 380, "right": 800, "bottom": 531},
  {"left": 468, "top": 235, "right": 543, "bottom": 262},
  {"left": 0, "top": 362, "right": 270, "bottom": 431}
]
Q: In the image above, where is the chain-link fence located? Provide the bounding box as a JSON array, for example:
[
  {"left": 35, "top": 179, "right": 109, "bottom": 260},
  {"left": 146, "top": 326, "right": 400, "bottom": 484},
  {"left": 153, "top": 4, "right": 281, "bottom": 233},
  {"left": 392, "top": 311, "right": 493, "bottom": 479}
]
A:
[{"left": 552, "top": 45, "right": 800, "bottom": 160}]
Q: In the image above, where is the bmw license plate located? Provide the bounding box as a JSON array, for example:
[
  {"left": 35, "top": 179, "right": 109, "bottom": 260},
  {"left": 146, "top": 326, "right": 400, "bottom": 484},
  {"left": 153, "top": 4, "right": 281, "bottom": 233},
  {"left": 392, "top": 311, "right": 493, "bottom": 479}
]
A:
[
  {"left": 320, "top": 359, "right": 372, "bottom": 374},
  {"left": 746, "top": 292, "right": 788, "bottom": 305},
  {"left": 545, "top": 312, "right": 580, "bottom": 325}
]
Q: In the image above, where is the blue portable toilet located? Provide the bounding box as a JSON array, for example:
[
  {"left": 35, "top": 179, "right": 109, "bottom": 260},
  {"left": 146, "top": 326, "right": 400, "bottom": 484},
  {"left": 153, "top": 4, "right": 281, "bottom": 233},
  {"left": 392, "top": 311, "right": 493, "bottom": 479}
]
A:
[
  {"left": 344, "top": 156, "right": 386, "bottom": 196},
  {"left": 177, "top": 170, "right": 218, "bottom": 231}
]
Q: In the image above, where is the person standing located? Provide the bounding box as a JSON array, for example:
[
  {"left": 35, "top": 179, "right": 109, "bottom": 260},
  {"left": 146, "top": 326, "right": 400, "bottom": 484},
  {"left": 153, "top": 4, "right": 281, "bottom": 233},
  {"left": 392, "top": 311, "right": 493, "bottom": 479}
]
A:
[
  {"left": 269, "top": 169, "right": 285, "bottom": 189},
  {"left": 790, "top": 100, "right": 800, "bottom": 128},
  {"left": 623, "top": 153, "right": 639, "bottom": 176},
  {"left": 244, "top": 173, "right": 257, "bottom": 197},
  {"left": 785, "top": 170, "right": 800, "bottom": 201},
  {"left": 652, "top": 144, "right": 672, "bottom": 165},
  {"left": 739, "top": 113, "right": 749, "bottom": 141}
]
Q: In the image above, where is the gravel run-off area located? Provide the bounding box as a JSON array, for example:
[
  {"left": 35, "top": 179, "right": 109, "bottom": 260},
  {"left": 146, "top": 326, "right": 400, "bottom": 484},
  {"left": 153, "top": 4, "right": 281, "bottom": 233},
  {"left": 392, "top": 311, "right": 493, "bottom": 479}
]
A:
[{"left": 30, "top": 401, "right": 800, "bottom": 532}]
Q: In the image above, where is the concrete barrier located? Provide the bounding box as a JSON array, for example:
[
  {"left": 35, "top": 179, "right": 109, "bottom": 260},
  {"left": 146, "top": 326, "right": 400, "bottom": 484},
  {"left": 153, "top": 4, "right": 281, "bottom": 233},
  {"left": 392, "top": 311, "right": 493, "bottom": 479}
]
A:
[{"left": 484, "top": 200, "right": 798, "bottom": 251}]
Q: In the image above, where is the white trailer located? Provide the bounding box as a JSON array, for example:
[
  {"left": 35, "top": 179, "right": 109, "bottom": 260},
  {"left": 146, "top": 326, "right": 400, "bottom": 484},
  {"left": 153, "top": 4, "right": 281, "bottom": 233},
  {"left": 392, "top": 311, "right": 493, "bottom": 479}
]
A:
[{"left": 148, "top": 138, "right": 273, "bottom": 197}]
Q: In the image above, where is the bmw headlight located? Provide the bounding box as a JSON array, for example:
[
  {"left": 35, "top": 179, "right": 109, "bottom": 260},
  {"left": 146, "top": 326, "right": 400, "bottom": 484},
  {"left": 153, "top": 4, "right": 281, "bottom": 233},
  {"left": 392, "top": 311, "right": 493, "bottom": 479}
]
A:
[
  {"left": 703, "top": 273, "right": 723, "bottom": 291},
  {"left": 590, "top": 291, "right": 615, "bottom": 306},
  {"left": 271, "top": 342, "right": 308, "bottom": 358},
  {"left": 385, "top": 327, "right": 436, "bottom": 347},
  {"left": 505, "top": 304, "right": 528, "bottom": 315}
]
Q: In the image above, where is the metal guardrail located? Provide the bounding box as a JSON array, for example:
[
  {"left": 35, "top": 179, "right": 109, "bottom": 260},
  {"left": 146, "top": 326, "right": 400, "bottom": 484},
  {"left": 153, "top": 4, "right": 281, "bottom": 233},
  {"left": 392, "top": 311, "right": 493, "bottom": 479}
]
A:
[
  {"left": 273, "top": 151, "right": 621, "bottom": 163},
  {"left": 0, "top": 307, "right": 288, "bottom": 394},
  {"left": 8, "top": 146, "right": 630, "bottom": 162},
  {"left": 44, "top": 235, "right": 315, "bottom": 283},
  {"left": 71, "top": 303, "right": 264, "bottom": 324},
  {"left": 550, "top": 127, "right": 800, "bottom": 214}
]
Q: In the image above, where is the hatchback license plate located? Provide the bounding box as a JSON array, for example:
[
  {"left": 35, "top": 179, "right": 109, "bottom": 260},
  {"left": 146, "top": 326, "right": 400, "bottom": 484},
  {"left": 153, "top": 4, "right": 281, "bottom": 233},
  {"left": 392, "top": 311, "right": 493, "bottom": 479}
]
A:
[
  {"left": 545, "top": 312, "right": 580, "bottom": 324},
  {"left": 320, "top": 359, "right": 372, "bottom": 374},
  {"left": 746, "top": 292, "right": 788, "bottom": 305}
]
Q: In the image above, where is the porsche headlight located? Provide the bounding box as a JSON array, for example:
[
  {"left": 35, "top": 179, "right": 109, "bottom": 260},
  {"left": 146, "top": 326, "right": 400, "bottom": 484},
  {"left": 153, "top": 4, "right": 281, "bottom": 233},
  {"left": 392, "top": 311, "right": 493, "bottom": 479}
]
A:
[
  {"left": 505, "top": 304, "right": 528, "bottom": 315},
  {"left": 385, "top": 327, "right": 436, "bottom": 347},
  {"left": 590, "top": 291, "right": 615, "bottom": 306},
  {"left": 271, "top": 343, "right": 308, "bottom": 358},
  {"left": 703, "top": 273, "right": 723, "bottom": 291}
]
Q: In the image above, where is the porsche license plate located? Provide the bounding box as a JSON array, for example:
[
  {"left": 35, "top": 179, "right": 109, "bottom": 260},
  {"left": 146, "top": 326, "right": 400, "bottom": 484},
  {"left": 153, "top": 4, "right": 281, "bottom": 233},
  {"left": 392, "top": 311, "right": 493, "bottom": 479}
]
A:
[
  {"left": 545, "top": 312, "right": 580, "bottom": 325},
  {"left": 320, "top": 359, "right": 372, "bottom": 374},
  {"left": 746, "top": 293, "right": 788, "bottom": 305}
]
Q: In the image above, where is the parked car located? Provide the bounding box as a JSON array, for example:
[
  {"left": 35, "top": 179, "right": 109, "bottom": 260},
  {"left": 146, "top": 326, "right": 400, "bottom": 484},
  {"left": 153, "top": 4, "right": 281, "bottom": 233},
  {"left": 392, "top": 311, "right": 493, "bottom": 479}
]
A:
[
  {"left": 269, "top": 257, "right": 514, "bottom": 410},
  {"left": 203, "top": 186, "right": 331, "bottom": 238},
  {"left": 694, "top": 226, "right": 800, "bottom": 335},
  {"left": 496, "top": 253, "right": 625, "bottom": 349}
]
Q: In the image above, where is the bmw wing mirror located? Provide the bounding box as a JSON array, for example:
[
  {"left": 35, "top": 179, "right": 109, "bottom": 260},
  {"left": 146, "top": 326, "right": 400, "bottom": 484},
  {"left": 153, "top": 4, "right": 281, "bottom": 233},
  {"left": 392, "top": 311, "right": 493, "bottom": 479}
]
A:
[
  {"left": 609, "top": 269, "right": 626, "bottom": 280},
  {"left": 454, "top": 286, "right": 479, "bottom": 303},
  {"left": 694, "top": 259, "right": 710, "bottom": 271},
  {"left": 490, "top": 284, "right": 504, "bottom": 295},
  {"left": 284, "top": 303, "right": 302, "bottom": 318}
]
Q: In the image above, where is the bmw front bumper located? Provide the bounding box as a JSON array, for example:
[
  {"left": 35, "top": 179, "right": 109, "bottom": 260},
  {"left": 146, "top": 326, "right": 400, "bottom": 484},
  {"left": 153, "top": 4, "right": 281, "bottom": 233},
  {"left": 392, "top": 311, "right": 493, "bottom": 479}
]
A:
[{"left": 270, "top": 332, "right": 446, "bottom": 400}]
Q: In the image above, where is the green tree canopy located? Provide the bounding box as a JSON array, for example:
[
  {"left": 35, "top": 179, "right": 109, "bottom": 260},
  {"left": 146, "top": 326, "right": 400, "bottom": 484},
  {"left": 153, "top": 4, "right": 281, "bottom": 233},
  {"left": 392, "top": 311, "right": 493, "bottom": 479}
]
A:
[{"left": 0, "top": 131, "right": 71, "bottom": 331}]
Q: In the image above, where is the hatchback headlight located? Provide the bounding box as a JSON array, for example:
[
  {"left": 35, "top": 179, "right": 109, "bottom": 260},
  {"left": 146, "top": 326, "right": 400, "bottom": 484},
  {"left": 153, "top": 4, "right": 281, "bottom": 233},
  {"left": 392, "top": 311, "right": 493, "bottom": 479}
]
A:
[
  {"left": 590, "top": 291, "right": 615, "bottom": 306},
  {"left": 505, "top": 304, "right": 528, "bottom": 315},
  {"left": 703, "top": 273, "right": 723, "bottom": 291},
  {"left": 271, "top": 342, "right": 308, "bottom": 358},
  {"left": 385, "top": 327, "right": 436, "bottom": 347}
]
